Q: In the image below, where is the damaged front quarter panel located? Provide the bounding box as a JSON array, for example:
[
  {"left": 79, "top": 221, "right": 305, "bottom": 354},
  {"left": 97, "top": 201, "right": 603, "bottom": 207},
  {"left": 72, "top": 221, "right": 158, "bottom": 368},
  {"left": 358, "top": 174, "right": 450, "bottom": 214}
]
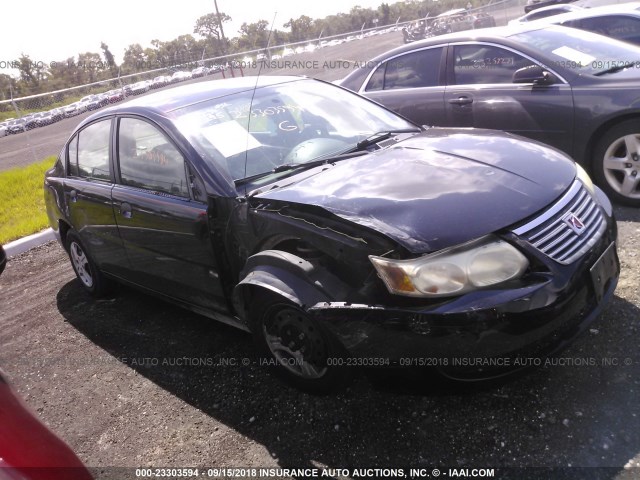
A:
[{"left": 229, "top": 197, "right": 404, "bottom": 326}]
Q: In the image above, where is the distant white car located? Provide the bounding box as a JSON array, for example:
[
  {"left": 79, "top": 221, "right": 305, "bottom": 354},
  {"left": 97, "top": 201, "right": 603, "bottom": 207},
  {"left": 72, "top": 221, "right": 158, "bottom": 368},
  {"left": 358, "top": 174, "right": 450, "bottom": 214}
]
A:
[
  {"left": 63, "top": 102, "right": 86, "bottom": 117},
  {"left": 509, "top": 4, "right": 583, "bottom": 24},
  {"left": 130, "top": 81, "right": 151, "bottom": 95},
  {"left": 0, "top": 124, "right": 7, "bottom": 137},
  {"left": 191, "top": 66, "right": 207, "bottom": 77}
]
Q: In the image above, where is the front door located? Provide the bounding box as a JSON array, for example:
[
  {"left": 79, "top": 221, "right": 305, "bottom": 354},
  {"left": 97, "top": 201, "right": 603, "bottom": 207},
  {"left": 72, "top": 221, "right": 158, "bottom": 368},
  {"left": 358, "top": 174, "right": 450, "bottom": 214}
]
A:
[
  {"left": 110, "top": 116, "right": 226, "bottom": 312},
  {"left": 445, "top": 43, "right": 575, "bottom": 155}
]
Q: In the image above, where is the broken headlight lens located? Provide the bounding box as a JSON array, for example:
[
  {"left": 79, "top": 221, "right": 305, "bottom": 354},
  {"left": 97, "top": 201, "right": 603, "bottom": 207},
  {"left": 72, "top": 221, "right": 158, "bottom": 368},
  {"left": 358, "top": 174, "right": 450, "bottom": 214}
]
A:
[{"left": 369, "top": 236, "right": 529, "bottom": 298}]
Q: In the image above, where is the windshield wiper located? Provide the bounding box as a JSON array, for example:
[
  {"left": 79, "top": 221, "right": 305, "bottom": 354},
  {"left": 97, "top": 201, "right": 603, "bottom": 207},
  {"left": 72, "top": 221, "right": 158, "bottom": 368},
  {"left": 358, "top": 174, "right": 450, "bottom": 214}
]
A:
[
  {"left": 594, "top": 64, "right": 631, "bottom": 76},
  {"left": 234, "top": 150, "right": 369, "bottom": 186},
  {"left": 354, "top": 128, "right": 421, "bottom": 151},
  {"left": 273, "top": 150, "right": 368, "bottom": 173}
]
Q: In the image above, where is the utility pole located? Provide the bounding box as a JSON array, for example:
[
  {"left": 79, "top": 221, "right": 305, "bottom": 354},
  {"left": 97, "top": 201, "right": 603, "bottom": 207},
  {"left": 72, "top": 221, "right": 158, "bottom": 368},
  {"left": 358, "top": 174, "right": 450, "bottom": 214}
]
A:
[{"left": 214, "top": 0, "right": 227, "bottom": 52}]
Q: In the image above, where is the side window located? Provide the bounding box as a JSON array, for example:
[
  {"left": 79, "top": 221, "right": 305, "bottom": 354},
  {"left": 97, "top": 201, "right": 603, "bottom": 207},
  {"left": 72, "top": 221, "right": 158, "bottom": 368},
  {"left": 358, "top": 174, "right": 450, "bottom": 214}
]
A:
[
  {"left": 67, "top": 135, "right": 79, "bottom": 177},
  {"left": 453, "top": 45, "right": 536, "bottom": 85},
  {"left": 367, "top": 48, "right": 443, "bottom": 91},
  {"left": 117, "top": 118, "right": 189, "bottom": 197},
  {"left": 76, "top": 120, "right": 111, "bottom": 180}
]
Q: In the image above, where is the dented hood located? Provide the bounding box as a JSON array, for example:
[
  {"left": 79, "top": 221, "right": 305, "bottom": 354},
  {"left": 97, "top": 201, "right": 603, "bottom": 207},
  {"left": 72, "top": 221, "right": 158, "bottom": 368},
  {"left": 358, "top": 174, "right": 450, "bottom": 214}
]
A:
[{"left": 257, "top": 129, "right": 577, "bottom": 253}]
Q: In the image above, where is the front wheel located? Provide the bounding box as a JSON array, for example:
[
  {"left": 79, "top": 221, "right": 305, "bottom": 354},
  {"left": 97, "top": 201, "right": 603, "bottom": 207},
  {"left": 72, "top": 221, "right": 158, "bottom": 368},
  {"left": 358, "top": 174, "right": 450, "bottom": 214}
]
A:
[
  {"left": 592, "top": 120, "right": 640, "bottom": 207},
  {"left": 250, "top": 294, "right": 351, "bottom": 393},
  {"left": 66, "top": 231, "right": 112, "bottom": 296}
]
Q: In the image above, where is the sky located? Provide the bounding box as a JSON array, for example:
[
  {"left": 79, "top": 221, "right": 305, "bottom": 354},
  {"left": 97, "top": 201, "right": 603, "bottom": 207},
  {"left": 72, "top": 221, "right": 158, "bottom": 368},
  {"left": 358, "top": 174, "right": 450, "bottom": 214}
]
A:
[{"left": 2, "top": 0, "right": 388, "bottom": 67}]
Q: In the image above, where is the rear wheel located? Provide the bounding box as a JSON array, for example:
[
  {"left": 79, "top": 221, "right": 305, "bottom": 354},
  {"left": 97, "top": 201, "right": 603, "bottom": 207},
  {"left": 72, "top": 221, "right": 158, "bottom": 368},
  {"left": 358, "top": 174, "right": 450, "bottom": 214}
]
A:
[
  {"left": 250, "top": 294, "right": 351, "bottom": 393},
  {"left": 592, "top": 120, "right": 640, "bottom": 207},
  {"left": 66, "top": 231, "right": 112, "bottom": 296}
]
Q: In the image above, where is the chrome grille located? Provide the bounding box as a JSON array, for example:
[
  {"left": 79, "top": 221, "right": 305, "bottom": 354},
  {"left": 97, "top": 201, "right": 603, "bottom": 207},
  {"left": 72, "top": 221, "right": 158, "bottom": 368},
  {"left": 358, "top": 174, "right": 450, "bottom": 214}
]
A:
[{"left": 512, "top": 181, "right": 606, "bottom": 265}]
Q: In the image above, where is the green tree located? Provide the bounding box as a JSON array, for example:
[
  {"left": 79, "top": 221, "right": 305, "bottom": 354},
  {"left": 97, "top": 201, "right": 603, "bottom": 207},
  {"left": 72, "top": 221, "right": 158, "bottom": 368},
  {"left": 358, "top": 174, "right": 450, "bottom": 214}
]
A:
[
  {"left": 122, "top": 43, "right": 146, "bottom": 73},
  {"left": 284, "top": 15, "right": 315, "bottom": 43},
  {"left": 194, "top": 12, "right": 231, "bottom": 56},
  {"left": 194, "top": 12, "right": 231, "bottom": 41},
  {"left": 236, "top": 20, "right": 270, "bottom": 50},
  {"left": 16, "top": 54, "right": 47, "bottom": 92},
  {"left": 77, "top": 52, "right": 106, "bottom": 83}
]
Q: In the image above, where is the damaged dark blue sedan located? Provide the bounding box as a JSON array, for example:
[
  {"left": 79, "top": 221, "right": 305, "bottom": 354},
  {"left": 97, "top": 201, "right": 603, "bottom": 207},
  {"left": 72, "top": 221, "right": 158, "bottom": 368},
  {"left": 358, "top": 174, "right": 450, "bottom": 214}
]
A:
[{"left": 44, "top": 76, "right": 619, "bottom": 392}]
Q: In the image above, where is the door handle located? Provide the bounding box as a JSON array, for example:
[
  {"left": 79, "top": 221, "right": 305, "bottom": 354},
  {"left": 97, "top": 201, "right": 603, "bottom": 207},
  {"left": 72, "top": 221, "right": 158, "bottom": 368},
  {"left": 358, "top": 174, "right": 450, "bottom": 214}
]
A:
[
  {"left": 120, "top": 202, "right": 132, "bottom": 219},
  {"left": 69, "top": 190, "right": 77, "bottom": 203},
  {"left": 448, "top": 96, "right": 473, "bottom": 106}
]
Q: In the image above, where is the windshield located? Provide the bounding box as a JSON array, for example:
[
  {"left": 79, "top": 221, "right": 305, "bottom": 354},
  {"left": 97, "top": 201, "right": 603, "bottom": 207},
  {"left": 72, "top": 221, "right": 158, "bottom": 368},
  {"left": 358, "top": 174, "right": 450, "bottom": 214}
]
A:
[
  {"left": 173, "top": 78, "right": 416, "bottom": 183},
  {"left": 510, "top": 26, "right": 640, "bottom": 76}
]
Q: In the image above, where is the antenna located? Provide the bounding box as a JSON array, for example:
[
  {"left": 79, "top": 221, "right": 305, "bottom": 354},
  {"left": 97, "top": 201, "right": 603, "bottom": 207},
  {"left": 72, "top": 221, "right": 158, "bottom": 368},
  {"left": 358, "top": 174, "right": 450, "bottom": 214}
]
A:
[{"left": 242, "top": 11, "right": 278, "bottom": 188}]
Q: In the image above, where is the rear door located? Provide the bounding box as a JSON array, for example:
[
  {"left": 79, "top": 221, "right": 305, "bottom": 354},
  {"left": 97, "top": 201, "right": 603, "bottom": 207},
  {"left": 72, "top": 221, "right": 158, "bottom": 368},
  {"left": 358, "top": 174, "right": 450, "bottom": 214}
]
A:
[
  {"left": 110, "top": 116, "right": 226, "bottom": 311},
  {"left": 444, "top": 42, "right": 575, "bottom": 154},
  {"left": 359, "top": 46, "right": 447, "bottom": 126},
  {"left": 63, "top": 118, "right": 128, "bottom": 275}
]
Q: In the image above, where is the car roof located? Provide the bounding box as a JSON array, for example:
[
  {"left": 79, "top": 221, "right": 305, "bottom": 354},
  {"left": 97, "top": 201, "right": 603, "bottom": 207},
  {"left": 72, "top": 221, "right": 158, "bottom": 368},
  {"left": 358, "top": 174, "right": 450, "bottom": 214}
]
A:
[
  {"left": 520, "top": 3, "right": 584, "bottom": 18},
  {"left": 534, "top": 0, "right": 640, "bottom": 23},
  {"left": 87, "top": 76, "right": 305, "bottom": 118}
]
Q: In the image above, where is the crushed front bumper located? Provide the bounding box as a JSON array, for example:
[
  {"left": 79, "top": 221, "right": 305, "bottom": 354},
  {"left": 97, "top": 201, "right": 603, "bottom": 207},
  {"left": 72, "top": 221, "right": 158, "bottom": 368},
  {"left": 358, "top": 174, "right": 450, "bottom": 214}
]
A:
[{"left": 310, "top": 231, "right": 619, "bottom": 380}]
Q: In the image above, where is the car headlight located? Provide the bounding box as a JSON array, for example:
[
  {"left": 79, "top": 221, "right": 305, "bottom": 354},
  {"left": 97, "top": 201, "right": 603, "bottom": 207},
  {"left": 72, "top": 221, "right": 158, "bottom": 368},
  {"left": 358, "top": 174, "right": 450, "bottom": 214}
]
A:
[
  {"left": 369, "top": 236, "right": 529, "bottom": 298},
  {"left": 576, "top": 163, "right": 595, "bottom": 195}
]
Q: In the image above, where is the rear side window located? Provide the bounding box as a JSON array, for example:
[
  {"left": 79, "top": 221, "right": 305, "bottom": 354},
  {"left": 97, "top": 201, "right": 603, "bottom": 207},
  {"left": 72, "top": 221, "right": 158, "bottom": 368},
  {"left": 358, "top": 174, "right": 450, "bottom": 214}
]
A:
[
  {"left": 75, "top": 119, "right": 112, "bottom": 180},
  {"left": 366, "top": 48, "right": 443, "bottom": 91},
  {"left": 117, "top": 118, "right": 189, "bottom": 197}
]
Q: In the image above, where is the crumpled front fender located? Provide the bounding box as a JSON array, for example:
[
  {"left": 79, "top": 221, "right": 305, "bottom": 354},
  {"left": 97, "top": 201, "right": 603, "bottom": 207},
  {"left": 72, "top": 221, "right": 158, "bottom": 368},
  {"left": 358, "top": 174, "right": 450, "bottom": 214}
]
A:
[{"left": 233, "top": 250, "right": 351, "bottom": 327}]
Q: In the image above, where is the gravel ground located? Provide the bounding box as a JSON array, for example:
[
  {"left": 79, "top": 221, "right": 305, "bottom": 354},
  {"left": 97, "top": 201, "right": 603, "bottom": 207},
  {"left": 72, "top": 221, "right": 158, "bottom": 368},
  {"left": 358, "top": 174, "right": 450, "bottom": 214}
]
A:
[{"left": 0, "top": 204, "right": 639, "bottom": 480}]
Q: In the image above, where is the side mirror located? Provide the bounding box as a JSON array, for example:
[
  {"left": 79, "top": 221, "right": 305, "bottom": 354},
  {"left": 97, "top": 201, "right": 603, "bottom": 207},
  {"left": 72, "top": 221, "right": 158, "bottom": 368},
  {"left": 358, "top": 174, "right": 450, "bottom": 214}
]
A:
[{"left": 512, "top": 65, "right": 555, "bottom": 86}]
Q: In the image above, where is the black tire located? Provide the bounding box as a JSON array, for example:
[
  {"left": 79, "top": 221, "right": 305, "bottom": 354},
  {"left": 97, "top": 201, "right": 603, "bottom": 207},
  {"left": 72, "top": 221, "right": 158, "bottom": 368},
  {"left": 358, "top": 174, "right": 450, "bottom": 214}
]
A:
[
  {"left": 592, "top": 119, "right": 640, "bottom": 207},
  {"left": 65, "top": 231, "right": 112, "bottom": 297},
  {"left": 249, "top": 293, "right": 351, "bottom": 394}
]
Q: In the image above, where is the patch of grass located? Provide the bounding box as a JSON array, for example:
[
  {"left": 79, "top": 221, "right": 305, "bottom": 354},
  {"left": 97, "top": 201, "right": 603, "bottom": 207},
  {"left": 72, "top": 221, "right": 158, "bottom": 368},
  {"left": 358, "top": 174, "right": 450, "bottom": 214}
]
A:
[{"left": 0, "top": 157, "right": 56, "bottom": 244}]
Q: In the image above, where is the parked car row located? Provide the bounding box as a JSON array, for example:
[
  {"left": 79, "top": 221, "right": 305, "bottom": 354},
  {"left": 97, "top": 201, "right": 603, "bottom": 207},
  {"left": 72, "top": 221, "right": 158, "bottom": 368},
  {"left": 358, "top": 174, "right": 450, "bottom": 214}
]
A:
[
  {"left": 245, "top": 28, "right": 398, "bottom": 63},
  {"left": 0, "top": 90, "right": 125, "bottom": 135},
  {"left": 403, "top": 9, "right": 496, "bottom": 43},
  {"left": 0, "top": 72, "right": 201, "bottom": 137}
]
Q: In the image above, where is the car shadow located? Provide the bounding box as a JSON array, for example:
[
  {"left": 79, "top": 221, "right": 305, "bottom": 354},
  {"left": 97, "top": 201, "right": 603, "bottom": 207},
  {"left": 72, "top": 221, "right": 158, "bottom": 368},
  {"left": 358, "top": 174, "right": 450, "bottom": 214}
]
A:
[
  {"left": 613, "top": 204, "right": 640, "bottom": 223},
  {"left": 56, "top": 280, "right": 640, "bottom": 472}
]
